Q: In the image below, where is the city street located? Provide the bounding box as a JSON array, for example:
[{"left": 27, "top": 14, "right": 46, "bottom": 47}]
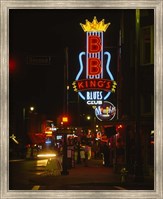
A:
[{"left": 9, "top": 158, "right": 154, "bottom": 191}]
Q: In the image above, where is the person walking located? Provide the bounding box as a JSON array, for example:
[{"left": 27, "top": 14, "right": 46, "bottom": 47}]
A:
[
  {"left": 84, "top": 143, "right": 89, "bottom": 167},
  {"left": 101, "top": 142, "right": 110, "bottom": 167}
]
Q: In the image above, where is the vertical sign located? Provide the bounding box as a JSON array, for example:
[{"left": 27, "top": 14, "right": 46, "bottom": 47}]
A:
[{"left": 73, "top": 17, "right": 117, "bottom": 120}]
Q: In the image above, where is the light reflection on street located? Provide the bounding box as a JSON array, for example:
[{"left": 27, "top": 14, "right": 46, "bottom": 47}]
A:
[
  {"left": 36, "top": 159, "right": 48, "bottom": 167},
  {"left": 35, "top": 158, "right": 48, "bottom": 175}
]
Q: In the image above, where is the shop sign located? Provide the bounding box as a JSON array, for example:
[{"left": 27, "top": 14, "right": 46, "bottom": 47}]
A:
[
  {"left": 73, "top": 17, "right": 117, "bottom": 106},
  {"left": 95, "top": 101, "right": 116, "bottom": 121}
]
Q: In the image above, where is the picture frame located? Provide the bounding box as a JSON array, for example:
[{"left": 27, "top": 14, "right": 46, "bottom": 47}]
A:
[{"left": 0, "top": 0, "right": 162, "bottom": 198}]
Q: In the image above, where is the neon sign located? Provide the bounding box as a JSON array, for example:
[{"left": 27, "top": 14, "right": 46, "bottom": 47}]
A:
[
  {"left": 73, "top": 17, "right": 117, "bottom": 106},
  {"left": 95, "top": 101, "right": 116, "bottom": 121}
]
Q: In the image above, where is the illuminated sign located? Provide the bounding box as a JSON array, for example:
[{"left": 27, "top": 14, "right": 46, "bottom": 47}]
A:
[
  {"left": 56, "top": 135, "right": 62, "bottom": 140},
  {"left": 45, "top": 127, "right": 53, "bottom": 137},
  {"left": 45, "top": 131, "right": 52, "bottom": 137},
  {"left": 45, "top": 139, "right": 52, "bottom": 144},
  {"left": 95, "top": 101, "right": 116, "bottom": 121},
  {"left": 73, "top": 17, "right": 117, "bottom": 106}
]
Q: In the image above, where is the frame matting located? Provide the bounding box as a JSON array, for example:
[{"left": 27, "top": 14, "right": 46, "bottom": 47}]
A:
[{"left": 0, "top": 0, "right": 163, "bottom": 198}]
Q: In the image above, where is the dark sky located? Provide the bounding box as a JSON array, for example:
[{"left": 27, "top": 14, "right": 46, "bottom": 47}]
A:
[{"left": 9, "top": 9, "right": 121, "bottom": 120}]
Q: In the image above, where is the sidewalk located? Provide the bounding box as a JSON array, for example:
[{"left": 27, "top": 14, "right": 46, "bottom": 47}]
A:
[{"left": 30, "top": 158, "right": 154, "bottom": 190}]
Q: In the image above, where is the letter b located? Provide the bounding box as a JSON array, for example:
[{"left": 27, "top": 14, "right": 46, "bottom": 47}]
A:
[
  {"left": 88, "top": 36, "right": 101, "bottom": 53},
  {"left": 88, "top": 58, "right": 101, "bottom": 75}
]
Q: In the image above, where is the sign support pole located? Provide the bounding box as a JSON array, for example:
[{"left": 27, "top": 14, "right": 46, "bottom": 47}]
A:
[{"left": 61, "top": 131, "right": 69, "bottom": 175}]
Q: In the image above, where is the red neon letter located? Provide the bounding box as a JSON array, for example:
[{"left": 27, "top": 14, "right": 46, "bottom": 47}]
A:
[
  {"left": 77, "top": 81, "right": 84, "bottom": 90},
  {"left": 88, "top": 58, "right": 101, "bottom": 75},
  {"left": 88, "top": 36, "right": 101, "bottom": 53}
]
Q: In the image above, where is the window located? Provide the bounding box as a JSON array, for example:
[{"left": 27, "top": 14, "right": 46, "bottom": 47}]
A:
[
  {"left": 141, "top": 94, "right": 154, "bottom": 115},
  {"left": 140, "top": 26, "right": 154, "bottom": 65}
]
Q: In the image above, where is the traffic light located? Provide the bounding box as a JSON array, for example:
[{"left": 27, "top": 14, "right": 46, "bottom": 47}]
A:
[
  {"left": 9, "top": 58, "right": 16, "bottom": 73},
  {"left": 57, "top": 115, "right": 70, "bottom": 127},
  {"left": 62, "top": 116, "right": 69, "bottom": 123},
  {"left": 61, "top": 116, "right": 71, "bottom": 127}
]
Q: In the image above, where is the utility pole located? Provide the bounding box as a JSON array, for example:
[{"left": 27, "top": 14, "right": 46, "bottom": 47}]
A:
[
  {"left": 63, "top": 47, "right": 69, "bottom": 115},
  {"left": 61, "top": 130, "right": 69, "bottom": 175},
  {"left": 62, "top": 48, "right": 69, "bottom": 175},
  {"left": 134, "top": 9, "right": 144, "bottom": 182},
  {"left": 60, "top": 117, "right": 69, "bottom": 175}
]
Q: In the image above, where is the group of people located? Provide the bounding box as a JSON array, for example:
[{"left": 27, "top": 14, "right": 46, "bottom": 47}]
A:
[{"left": 76, "top": 141, "right": 110, "bottom": 167}]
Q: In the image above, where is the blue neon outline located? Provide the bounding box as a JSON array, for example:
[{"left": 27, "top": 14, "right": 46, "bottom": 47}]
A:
[
  {"left": 75, "top": 52, "right": 85, "bottom": 80},
  {"left": 78, "top": 92, "right": 85, "bottom": 100},
  {"left": 75, "top": 51, "right": 86, "bottom": 100},
  {"left": 104, "top": 51, "right": 114, "bottom": 100}
]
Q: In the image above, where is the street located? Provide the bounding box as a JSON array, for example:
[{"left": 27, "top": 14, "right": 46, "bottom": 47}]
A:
[
  {"left": 9, "top": 159, "right": 47, "bottom": 190},
  {"left": 9, "top": 158, "right": 154, "bottom": 191}
]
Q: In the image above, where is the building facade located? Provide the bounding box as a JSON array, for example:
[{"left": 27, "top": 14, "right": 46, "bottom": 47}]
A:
[{"left": 112, "top": 9, "right": 154, "bottom": 176}]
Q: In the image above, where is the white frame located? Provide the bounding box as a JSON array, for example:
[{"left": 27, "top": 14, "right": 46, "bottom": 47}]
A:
[{"left": 1, "top": 0, "right": 163, "bottom": 199}]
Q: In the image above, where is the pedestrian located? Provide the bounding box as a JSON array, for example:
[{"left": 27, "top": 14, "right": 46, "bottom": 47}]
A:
[
  {"left": 80, "top": 147, "right": 85, "bottom": 163},
  {"left": 84, "top": 143, "right": 89, "bottom": 167},
  {"left": 101, "top": 142, "right": 109, "bottom": 167}
]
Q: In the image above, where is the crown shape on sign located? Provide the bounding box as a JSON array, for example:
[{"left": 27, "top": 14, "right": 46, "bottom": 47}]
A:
[{"left": 80, "top": 16, "right": 110, "bottom": 32}]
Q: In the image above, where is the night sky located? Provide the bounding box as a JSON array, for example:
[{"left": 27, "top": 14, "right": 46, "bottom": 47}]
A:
[{"left": 9, "top": 9, "right": 121, "bottom": 120}]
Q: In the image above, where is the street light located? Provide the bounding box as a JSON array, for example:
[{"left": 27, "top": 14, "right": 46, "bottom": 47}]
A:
[
  {"left": 86, "top": 115, "right": 91, "bottom": 120},
  {"left": 30, "top": 106, "right": 34, "bottom": 112}
]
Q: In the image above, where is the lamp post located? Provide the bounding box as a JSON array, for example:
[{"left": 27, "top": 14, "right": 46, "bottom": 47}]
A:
[
  {"left": 23, "top": 106, "right": 35, "bottom": 120},
  {"left": 23, "top": 106, "right": 35, "bottom": 136},
  {"left": 60, "top": 116, "right": 69, "bottom": 175},
  {"left": 61, "top": 131, "right": 69, "bottom": 175}
]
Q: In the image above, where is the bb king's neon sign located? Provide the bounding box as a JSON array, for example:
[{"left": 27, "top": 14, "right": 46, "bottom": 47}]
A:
[{"left": 73, "top": 17, "right": 117, "bottom": 105}]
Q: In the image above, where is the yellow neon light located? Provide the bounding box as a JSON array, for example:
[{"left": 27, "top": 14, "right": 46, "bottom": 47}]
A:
[
  {"left": 45, "top": 131, "right": 52, "bottom": 134},
  {"left": 37, "top": 153, "right": 57, "bottom": 158},
  {"left": 80, "top": 16, "right": 110, "bottom": 32}
]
